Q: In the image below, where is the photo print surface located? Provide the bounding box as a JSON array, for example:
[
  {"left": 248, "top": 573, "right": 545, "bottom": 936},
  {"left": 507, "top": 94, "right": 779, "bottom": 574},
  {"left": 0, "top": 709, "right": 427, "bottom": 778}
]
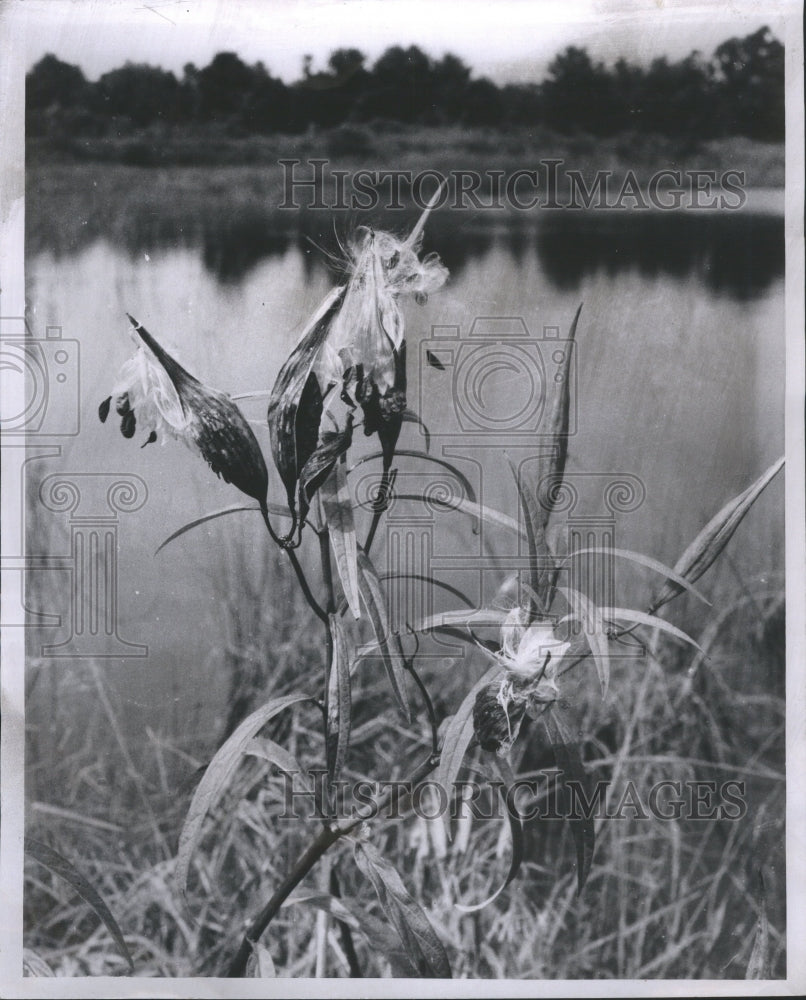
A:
[{"left": 1, "top": 0, "right": 802, "bottom": 993}]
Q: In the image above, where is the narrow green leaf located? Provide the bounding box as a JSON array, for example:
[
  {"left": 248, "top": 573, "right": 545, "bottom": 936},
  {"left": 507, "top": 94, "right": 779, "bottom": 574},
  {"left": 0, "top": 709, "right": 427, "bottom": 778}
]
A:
[
  {"left": 455, "top": 758, "right": 524, "bottom": 912},
  {"left": 383, "top": 492, "right": 524, "bottom": 540},
  {"left": 537, "top": 304, "right": 581, "bottom": 518},
  {"left": 243, "top": 737, "right": 301, "bottom": 775},
  {"left": 176, "top": 694, "right": 308, "bottom": 898},
  {"left": 287, "top": 892, "right": 363, "bottom": 931},
  {"left": 555, "top": 585, "right": 610, "bottom": 698},
  {"left": 230, "top": 389, "right": 273, "bottom": 401},
  {"left": 380, "top": 573, "right": 475, "bottom": 609},
  {"left": 349, "top": 448, "right": 477, "bottom": 511},
  {"left": 298, "top": 417, "right": 353, "bottom": 509},
  {"left": 155, "top": 502, "right": 290, "bottom": 555},
  {"left": 601, "top": 607, "right": 704, "bottom": 652},
  {"left": 356, "top": 549, "right": 411, "bottom": 720},
  {"left": 322, "top": 461, "right": 361, "bottom": 619},
  {"left": 354, "top": 608, "right": 504, "bottom": 667},
  {"left": 401, "top": 409, "right": 431, "bottom": 452},
  {"left": 651, "top": 457, "right": 784, "bottom": 611},
  {"left": 326, "top": 613, "right": 352, "bottom": 786},
  {"left": 567, "top": 546, "right": 711, "bottom": 607},
  {"left": 436, "top": 663, "right": 502, "bottom": 838},
  {"left": 26, "top": 838, "right": 134, "bottom": 971},
  {"left": 505, "top": 453, "right": 555, "bottom": 612},
  {"left": 354, "top": 841, "right": 452, "bottom": 978},
  {"left": 543, "top": 707, "right": 595, "bottom": 894}
]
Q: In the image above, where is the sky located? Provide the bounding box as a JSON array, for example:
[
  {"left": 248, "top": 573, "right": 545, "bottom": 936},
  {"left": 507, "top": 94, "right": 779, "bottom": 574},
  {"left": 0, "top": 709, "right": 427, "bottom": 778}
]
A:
[{"left": 9, "top": 0, "right": 787, "bottom": 85}]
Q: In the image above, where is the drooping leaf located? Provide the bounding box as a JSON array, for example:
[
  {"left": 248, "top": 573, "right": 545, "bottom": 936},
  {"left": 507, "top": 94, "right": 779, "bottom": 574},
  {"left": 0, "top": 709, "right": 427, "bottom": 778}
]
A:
[
  {"left": 555, "top": 585, "right": 610, "bottom": 698},
  {"left": 349, "top": 448, "right": 477, "bottom": 513},
  {"left": 326, "top": 613, "right": 352, "bottom": 786},
  {"left": 356, "top": 549, "right": 411, "bottom": 720},
  {"left": 26, "top": 838, "right": 134, "bottom": 971},
  {"left": 436, "top": 663, "right": 502, "bottom": 838},
  {"left": 375, "top": 492, "right": 524, "bottom": 541},
  {"left": 176, "top": 693, "right": 308, "bottom": 897},
  {"left": 354, "top": 841, "right": 452, "bottom": 978},
  {"left": 543, "top": 706, "right": 595, "bottom": 894},
  {"left": 601, "top": 607, "right": 704, "bottom": 652},
  {"left": 321, "top": 460, "right": 361, "bottom": 619},
  {"left": 380, "top": 573, "right": 475, "bottom": 609},
  {"left": 354, "top": 608, "right": 504, "bottom": 667},
  {"left": 651, "top": 457, "right": 784, "bottom": 611},
  {"left": 401, "top": 408, "right": 431, "bottom": 452},
  {"left": 243, "top": 736, "right": 301, "bottom": 775},
  {"left": 267, "top": 286, "right": 345, "bottom": 530},
  {"left": 567, "top": 546, "right": 711, "bottom": 607},
  {"left": 455, "top": 757, "right": 524, "bottom": 912},
  {"left": 155, "top": 502, "right": 290, "bottom": 555},
  {"left": 298, "top": 415, "right": 354, "bottom": 510}
]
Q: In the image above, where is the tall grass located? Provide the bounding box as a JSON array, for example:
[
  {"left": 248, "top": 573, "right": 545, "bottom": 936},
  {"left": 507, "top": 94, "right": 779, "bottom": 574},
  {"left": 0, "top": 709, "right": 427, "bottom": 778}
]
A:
[{"left": 24, "top": 566, "right": 784, "bottom": 977}]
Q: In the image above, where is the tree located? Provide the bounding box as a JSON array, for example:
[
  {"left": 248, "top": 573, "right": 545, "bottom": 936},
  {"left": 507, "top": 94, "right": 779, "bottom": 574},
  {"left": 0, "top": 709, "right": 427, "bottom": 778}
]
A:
[
  {"left": 26, "top": 54, "right": 88, "bottom": 110},
  {"left": 541, "top": 46, "right": 616, "bottom": 134},
  {"left": 197, "top": 51, "right": 257, "bottom": 121},
  {"left": 712, "top": 26, "right": 784, "bottom": 139},
  {"left": 95, "top": 63, "right": 180, "bottom": 127}
]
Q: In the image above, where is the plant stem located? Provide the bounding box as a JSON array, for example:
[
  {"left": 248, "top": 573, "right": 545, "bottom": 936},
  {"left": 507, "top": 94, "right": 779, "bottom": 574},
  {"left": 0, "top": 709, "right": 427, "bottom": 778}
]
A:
[
  {"left": 224, "top": 751, "right": 440, "bottom": 977},
  {"left": 225, "top": 823, "right": 341, "bottom": 977},
  {"left": 406, "top": 659, "right": 439, "bottom": 756},
  {"left": 261, "top": 507, "right": 328, "bottom": 623},
  {"left": 330, "top": 868, "right": 362, "bottom": 977}
]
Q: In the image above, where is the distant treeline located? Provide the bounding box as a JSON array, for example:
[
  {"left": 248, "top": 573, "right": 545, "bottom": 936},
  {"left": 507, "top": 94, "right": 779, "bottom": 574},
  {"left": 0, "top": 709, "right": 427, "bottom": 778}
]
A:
[{"left": 27, "top": 26, "right": 783, "bottom": 142}]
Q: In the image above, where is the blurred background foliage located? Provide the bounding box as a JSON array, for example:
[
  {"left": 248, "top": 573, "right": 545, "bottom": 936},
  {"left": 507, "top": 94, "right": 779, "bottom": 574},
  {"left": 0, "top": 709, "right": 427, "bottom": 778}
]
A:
[{"left": 26, "top": 26, "right": 784, "bottom": 154}]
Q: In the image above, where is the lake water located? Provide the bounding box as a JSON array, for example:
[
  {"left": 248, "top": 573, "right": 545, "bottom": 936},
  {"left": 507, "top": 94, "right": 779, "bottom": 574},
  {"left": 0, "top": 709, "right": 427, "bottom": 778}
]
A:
[{"left": 24, "top": 200, "right": 785, "bottom": 745}]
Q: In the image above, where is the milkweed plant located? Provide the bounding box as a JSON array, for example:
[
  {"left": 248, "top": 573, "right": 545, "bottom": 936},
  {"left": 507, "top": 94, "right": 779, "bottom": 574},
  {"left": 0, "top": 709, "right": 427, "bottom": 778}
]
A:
[{"left": 89, "top": 191, "right": 784, "bottom": 978}]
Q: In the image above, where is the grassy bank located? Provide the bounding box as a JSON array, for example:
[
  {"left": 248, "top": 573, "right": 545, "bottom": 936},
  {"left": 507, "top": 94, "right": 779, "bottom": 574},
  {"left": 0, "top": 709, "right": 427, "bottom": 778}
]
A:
[
  {"left": 28, "top": 123, "right": 786, "bottom": 180},
  {"left": 24, "top": 573, "right": 785, "bottom": 977},
  {"left": 26, "top": 126, "right": 785, "bottom": 266}
]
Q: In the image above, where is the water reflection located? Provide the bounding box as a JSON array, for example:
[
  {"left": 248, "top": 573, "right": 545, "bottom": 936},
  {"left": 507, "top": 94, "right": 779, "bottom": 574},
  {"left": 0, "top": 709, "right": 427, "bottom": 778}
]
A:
[
  {"left": 29, "top": 198, "right": 783, "bottom": 299},
  {"left": 533, "top": 210, "right": 784, "bottom": 301}
]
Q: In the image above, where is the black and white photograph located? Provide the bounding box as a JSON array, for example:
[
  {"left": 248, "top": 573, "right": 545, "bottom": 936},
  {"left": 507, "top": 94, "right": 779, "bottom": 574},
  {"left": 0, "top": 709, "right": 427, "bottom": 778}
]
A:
[{"left": 1, "top": 0, "right": 803, "bottom": 994}]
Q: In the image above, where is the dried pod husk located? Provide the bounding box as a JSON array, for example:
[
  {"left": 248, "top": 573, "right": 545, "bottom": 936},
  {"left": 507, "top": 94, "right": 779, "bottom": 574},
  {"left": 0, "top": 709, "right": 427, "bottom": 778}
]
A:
[
  {"left": 473, "top": 682, "right": 526, "bottom": 755},
  {"left": 267, "top": 287, "right": 345, "bottom": 535},
  {"left": 104, "top": 316, "right": 269, "bottom": 506}
]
